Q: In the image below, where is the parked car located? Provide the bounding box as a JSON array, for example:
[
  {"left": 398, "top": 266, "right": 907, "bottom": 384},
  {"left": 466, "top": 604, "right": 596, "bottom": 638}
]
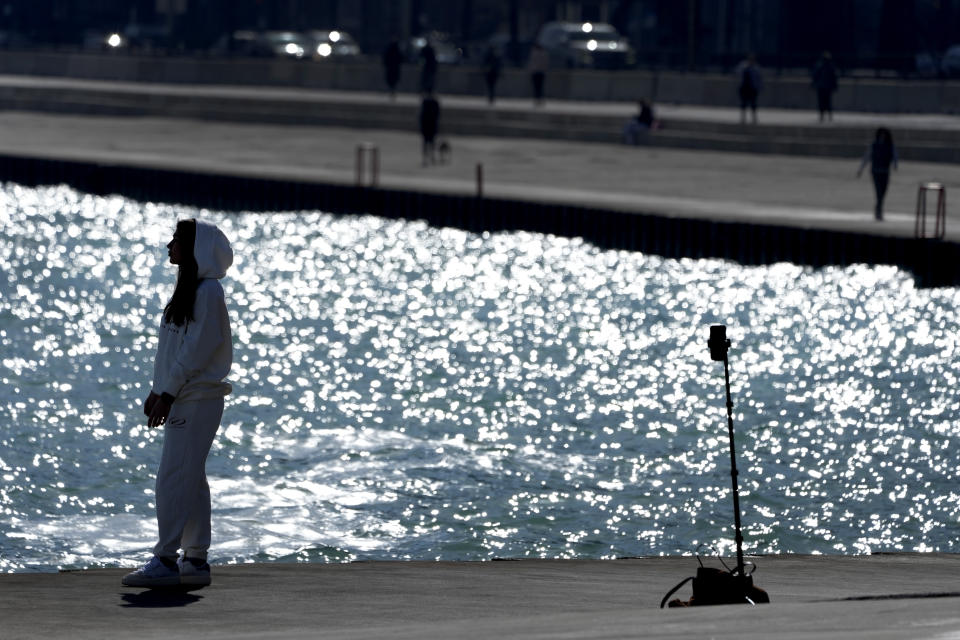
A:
[
  {"left": 83, "top": 29, "right": 127, "bottom": 52},
  {"left": 122, "top": 23, "right": 174, "bottom": 52},
  {"left": 304, "top": 29, "right": 361, "bottom": 60},
  {"left": 261, "top": 31, "right": 309, "bottom": 59},
  {"left": 535, "top": 21, "right": 634, "bottom": 69},
  {"left": 940, "top": 45, "right": 960, "bottom": 77},
  {"left": 0, "top": 29, "right": 31, "bottom": 50},
  {"left": 405, "top": 32, "right": 463, "bottom": 65},
  {"left": 218, "top": 30, "right": 309, "bottom": 59}
]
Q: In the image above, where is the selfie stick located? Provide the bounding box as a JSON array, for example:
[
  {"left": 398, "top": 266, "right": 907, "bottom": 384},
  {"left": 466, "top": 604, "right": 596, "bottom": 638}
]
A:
[{"left": 709, "top": 325, "right": 745, "bottom": 578}]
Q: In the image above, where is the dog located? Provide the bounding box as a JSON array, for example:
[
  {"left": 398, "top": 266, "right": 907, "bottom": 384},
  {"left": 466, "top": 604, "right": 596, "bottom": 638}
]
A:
[{"left": 438, "top": 139, "right": 451, "bottom": 164}]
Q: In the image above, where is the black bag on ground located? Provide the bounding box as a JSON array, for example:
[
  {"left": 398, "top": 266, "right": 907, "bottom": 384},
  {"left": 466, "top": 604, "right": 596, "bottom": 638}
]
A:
[{"left": 661, "top": 564, "right": 770, "bottom": 608}]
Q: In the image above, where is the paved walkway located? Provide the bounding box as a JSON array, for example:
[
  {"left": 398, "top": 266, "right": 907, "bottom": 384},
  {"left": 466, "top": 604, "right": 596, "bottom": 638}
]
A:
[
  {"left": 1, "top": 555, "right": 958, "bottom": 639},
  {"left": 2, "top": 109, "right": 960, "bottom": 241},
  {"left": 6, "top": 74, "right": 960, "bottom": 130}
]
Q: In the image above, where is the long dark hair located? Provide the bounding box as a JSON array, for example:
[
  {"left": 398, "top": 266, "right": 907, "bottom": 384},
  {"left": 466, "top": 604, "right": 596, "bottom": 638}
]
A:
[
  {"left": 874, "top": 127, "right": 893, "bottom": 147},
  {"left": 163, "top": 219, "right": 199, "bottom": 326}
]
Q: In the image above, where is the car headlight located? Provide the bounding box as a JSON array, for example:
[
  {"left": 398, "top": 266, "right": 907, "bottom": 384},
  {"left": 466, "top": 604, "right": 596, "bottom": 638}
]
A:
[
  {"left": 106, "top": 33, "right": 123, "bottom": 48},
  {"left": 317, "top": 43, "right": 332, "bottom": 57}
]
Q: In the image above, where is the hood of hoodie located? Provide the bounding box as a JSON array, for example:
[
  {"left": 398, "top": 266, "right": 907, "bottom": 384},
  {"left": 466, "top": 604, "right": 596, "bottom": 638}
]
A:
[{"left": 194, "top": 220, "right": 233, "bottom": 279}]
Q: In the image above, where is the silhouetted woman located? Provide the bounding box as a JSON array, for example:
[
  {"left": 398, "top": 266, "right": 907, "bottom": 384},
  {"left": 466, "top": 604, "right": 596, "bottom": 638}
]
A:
[
  {"left": 122, "top": 219, "right": 234, "bottom": 588},
  {"left": 857, "top": 127, "right": 898, "bottom": 221}
]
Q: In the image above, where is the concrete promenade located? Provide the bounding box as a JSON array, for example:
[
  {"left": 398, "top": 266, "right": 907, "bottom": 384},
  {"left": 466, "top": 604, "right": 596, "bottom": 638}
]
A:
[
  {"left": 2, "top": 74, "right": 960, "bottom": 162},
  {"left": 1, "top": 555, "right": 959, "bottom": 639},
  {"left": 2, "top": 104, "right": 960, "bottom": 241}
]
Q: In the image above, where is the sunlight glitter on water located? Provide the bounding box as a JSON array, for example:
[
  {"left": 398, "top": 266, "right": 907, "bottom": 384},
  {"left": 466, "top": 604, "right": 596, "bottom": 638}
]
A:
[{"left": 1, "top": 183, "right": 959, "bottom": 572}]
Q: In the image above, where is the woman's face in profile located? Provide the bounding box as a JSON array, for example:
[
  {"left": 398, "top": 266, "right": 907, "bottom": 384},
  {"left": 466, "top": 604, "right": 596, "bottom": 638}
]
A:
[{"left": 167, "top": 230, "right": 183, "bottom": 265}]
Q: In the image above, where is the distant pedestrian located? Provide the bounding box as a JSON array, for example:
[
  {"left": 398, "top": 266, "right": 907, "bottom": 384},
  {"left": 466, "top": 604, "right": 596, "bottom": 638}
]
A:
[
  {"left": 736, "top": 53, "right": 762, "bottom": 124},
  {"left": 122, "top": 219, "right": 234, "bottom": 589},
  {"left": 382, "top": 39, "right": 403, "bottom": 99},
  {"left": 622, "top": 98, "right": 657, "bottom": 145},
  {"left": 812, "top": 51, "right": 838, "bottom": 122},
  {"left": 483, "top": 45, "right": 502, "bottom": 104},
  {"left": 528, "top": 44, "right": 549, "bottom": 106},
  {"left": 419, "top": 92, "right": 441, "bottom": 166},
  {"left": 420, "top": 42, "right": 438, "bottom": 94},
  {"left": 857, "top": 127, "right": 898, "bottom": 221}
]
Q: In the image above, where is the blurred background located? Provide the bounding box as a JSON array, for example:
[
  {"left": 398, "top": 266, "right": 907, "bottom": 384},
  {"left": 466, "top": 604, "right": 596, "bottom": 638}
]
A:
[{"left": 2, "top": 0, "right": 960, "bottom": 78}]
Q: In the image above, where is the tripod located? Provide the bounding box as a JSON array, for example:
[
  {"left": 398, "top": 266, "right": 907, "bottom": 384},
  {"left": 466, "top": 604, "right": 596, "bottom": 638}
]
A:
[
  {"left": 708, "top": 325, "right": 745, "bottom": 578},
  {"left": 659, "top": 326, "right": 769, "bottom": 607}
]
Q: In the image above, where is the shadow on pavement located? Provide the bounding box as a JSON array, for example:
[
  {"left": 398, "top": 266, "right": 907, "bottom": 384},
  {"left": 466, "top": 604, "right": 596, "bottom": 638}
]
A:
[
  {"left": 833, "top": 591, "right": 960, "bottom": 602},
  {"left": 119, "top": 586, "right": 205, "bottom": 608}
]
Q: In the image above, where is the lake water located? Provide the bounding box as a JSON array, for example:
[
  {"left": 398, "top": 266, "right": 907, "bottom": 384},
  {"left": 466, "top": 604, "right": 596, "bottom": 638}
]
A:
[{"left": 1, "top": 183, "right": 959, "bottom": 572}]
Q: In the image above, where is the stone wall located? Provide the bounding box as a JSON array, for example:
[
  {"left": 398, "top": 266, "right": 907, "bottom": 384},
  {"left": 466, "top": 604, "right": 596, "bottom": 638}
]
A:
[{"left": 1, "top": 51, "right": 958, "bottom": 113}]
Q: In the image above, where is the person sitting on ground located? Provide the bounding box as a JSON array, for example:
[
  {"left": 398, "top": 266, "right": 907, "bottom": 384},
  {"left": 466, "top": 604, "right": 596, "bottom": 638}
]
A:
[{"left": 622, "top": 99, "right": 658, "bottom": 145}]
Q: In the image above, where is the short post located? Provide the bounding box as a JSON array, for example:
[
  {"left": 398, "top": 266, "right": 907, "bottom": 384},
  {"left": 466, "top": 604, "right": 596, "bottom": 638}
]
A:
[
  {"left": 476, "top": 163, "right": 483, "bottom": 198},
  {"left": 355, "top": 143, "right": 379, "bottom": 188},
  {"left": 355, "top": 145, "right": 364, "bottom": 186},
  {"left": 915, "top": 182, "right": 946, "bottom": 239}
]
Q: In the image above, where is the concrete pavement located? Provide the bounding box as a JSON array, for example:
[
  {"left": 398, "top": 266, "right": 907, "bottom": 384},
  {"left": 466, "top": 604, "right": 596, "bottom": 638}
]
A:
[
  {"left": 2, "top": 110, "right": 960, "bottom": 241},
  {"left": 2, "top": 75, "right": 960, "bottom": 161},
  {"left": 1, "top": 555, "right": 959, "bottom": 639}
]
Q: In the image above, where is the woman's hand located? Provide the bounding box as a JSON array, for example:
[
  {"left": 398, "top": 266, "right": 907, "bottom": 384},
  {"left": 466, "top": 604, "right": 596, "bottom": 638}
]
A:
[
  {"left": 148, "top": 396, "right": 172, "bottom": 428},
  {"left": 143, "top": 392, "right": 159, "bottom": 417}
]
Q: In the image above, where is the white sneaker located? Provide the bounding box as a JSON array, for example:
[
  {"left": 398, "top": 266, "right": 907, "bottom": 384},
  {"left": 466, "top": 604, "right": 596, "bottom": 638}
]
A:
[
  {"left": 178, "top": 556, "right": 212, "bottom": 586},
  {"left": 121, "top": 556, "right": 180, "bottom": 587}
]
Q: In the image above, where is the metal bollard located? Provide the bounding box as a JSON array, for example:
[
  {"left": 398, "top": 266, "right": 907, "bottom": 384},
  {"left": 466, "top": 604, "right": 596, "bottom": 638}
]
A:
[
  {"left": 355, "top": 143, "right": 379, "bottom": 187},
  {"left": 915, "top": 182, "right": 946, "bottom": 239}
]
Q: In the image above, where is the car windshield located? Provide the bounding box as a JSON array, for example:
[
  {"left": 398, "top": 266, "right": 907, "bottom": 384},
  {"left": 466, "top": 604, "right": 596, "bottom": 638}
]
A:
[{"left": 266, "top": 32, "right": 301, "bottom": 43}]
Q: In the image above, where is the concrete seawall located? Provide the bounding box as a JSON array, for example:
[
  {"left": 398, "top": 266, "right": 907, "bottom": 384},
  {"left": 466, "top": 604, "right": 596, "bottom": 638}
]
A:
[
  {"left": 2, "top": 50, "right": 960, "bottom": 114},
  {"left": 3, "top": 150, "right": 958, "bottom": 287}
]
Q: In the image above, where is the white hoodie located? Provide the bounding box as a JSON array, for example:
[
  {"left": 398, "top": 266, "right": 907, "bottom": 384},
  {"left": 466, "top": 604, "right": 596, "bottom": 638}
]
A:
[{"left": 151, "top": 221, "right": 234, "bottom": 404}]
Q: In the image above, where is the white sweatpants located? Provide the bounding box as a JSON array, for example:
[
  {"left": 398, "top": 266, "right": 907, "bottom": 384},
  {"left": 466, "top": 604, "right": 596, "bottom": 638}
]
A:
[{"left": 153, "top": 397, "right": 223, "bottom": 562}]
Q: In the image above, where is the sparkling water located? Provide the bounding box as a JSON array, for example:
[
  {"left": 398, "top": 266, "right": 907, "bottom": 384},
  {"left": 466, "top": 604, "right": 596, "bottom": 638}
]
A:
[{"left": 1, "top": 183, "right": 959, "bottom": 573}]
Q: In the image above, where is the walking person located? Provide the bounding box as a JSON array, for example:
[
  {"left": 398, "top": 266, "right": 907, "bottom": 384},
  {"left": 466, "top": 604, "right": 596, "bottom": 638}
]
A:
[
  {"left": 419, "top": 92, "right": 441, "bottom": 166},
  {"left": 857, "top": 127, "right": 898, "bottom": 221},
  {"left": 812, "top": 51, "right": 838, "bottom": 122},
  {"left": 483, "top": 45, "right": 502, "bottom": 105},
  {"left": 382, "top": 38, "right": 403, "bottom": 99},
  {"left": 736, "top": 53, "right": 762, "bottom": 124},
  {"left": 122, "top": 219, "right": 234, "bottom": 588},
  {"left": 528, "top": 43, "right": 549, "bottom": 106}
]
